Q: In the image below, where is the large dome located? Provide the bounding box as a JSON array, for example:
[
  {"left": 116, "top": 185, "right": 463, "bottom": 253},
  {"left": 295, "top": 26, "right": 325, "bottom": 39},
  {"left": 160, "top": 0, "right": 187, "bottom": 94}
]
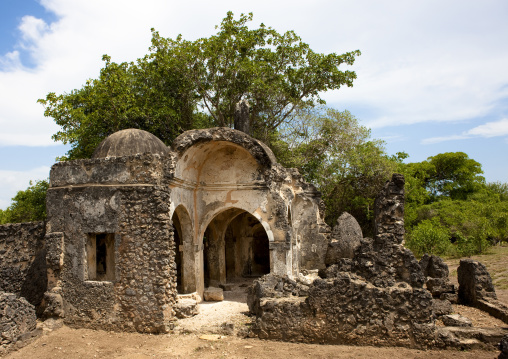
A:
[{"left": 92, "top": 129, "right": 169, "bottom": 159}]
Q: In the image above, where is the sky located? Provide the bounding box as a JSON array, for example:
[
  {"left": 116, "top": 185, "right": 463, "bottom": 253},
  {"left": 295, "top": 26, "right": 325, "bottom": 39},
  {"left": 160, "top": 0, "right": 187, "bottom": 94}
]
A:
[{"left": 0, "top": 0, "right": 507, "bottom": 209}]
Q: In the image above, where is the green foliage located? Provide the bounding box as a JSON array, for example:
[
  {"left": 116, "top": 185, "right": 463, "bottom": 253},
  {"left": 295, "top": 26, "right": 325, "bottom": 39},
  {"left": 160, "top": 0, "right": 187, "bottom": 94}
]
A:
[
  {"left": 273, "top": 106, "right": 395, "bottom": 234},
  {"left": 150, "top": 12, "right": 360, "bottom": 144},
  {"left": 0, "top": 180, "right": 49, "bottom": 224},
  {"left": 400, "top": 152, "right": 507, "bottom": 257},
  {"left": 425, "top": 152, "right": 485, "bottom": 200},
  {"left": 39, "top": 12, "right": 360, "bottom": 160},
  {"left": 406, "top": 219, "right": 451, "bottom": 257},
  {"left": 38, "top": 54, "right": 210, "bottom": 160}
]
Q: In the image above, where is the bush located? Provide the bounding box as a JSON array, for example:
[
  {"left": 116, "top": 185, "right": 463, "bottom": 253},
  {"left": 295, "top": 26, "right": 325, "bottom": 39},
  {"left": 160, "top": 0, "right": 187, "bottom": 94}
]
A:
[{"left": 406, "top": 220, "right": 451, "bottom": 257}]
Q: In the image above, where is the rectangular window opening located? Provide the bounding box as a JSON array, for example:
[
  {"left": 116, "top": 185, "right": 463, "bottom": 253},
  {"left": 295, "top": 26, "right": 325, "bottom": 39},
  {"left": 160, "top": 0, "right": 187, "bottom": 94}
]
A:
[{"left": 86, "top": 233, "right": 115, "bottom": 281}]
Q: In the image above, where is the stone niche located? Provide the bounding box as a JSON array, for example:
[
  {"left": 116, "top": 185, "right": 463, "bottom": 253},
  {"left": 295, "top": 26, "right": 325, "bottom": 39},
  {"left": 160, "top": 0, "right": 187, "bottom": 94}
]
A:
[{"left": 39, "top": 127, "right": 327, "bottom": 333}]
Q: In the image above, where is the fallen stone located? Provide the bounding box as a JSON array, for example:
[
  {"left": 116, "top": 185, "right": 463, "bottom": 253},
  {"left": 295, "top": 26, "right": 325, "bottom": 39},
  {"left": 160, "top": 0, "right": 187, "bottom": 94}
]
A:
[
  {"left": 440, "top": 326, "right": 507, "bottom": 350},
  {"left": 426, "top": 277, "right": 455, "bottom": 297},
  {"left": 221, "top": 322, "right": 235, "bottom": 335},
  {"left": 199, "top": 334, "right": 223, "bottom": 341},
  {"left": 432, "top": 298, "right": 453, "bottom": 316},
  {"left": 476, "top": 298, "right": 508, "bottom": 324},
  {"left": 203, "top": 287, "right": 223, "bottom": 302},
  {"left": 458, "top": 259, "right": 497, "bottom": 305},
  {"left": 174, "top": 298, "right": 198, "bottom": 319},
  {"left": 440, "top": 292, "right": 458, "bottom": 304},
  {"left": 441, "top": 314, "right": 472, "bottom": 327},
  {"left": 0, "top": 291, "right": 37, "bottom": 354},
  {"left": 419, "top": 254, "right": 449, "bottom": 278}
]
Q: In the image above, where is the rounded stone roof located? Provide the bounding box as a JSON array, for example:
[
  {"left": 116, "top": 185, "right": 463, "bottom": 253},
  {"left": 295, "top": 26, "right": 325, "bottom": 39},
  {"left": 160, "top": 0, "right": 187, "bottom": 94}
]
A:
[{"left": 92, "top": 129, "right": 169, "bottom": 159}]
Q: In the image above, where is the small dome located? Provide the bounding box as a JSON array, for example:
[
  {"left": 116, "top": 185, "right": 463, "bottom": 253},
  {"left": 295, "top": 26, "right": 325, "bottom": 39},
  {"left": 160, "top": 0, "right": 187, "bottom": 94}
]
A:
[{"left": 92, "top": 129, "right": 169, "bottom": 159}]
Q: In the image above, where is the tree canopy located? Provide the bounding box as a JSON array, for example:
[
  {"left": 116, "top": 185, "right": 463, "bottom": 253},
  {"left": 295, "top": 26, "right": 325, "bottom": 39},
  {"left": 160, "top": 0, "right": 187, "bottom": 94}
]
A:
[
  {"left": 39, "top": 12, "right": 360, "bottom": 159},
  {"left": 398, "top": 153, "right": 505, "bottom": 257},
  {"left": 273, "top": 106, "right": 396, "bottom": 233},
  {"left": 0, "top": 180, "right": 49, "bottom": 224}
]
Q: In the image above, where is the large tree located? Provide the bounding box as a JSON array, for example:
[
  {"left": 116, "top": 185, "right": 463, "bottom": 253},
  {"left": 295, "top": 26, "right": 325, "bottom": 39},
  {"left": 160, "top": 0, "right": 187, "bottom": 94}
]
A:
[
  {"left": 150, "top": 12, "right": 360, "bottom": 142},
  {"left": 38, "top": 54, "right": 206, "bottom": 160},
  {"left": 39, "top": 12, "right": 360, "bottom": 159},
  {"left": 273, "top": 106, "right": 396, "bottom": 234}
]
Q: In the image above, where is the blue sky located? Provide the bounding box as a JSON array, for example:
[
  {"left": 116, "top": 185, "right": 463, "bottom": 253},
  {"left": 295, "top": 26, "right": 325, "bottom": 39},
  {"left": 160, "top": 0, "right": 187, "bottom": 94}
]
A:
[{"left": 1, "top": 0, "right": 508, "bottom": 209}]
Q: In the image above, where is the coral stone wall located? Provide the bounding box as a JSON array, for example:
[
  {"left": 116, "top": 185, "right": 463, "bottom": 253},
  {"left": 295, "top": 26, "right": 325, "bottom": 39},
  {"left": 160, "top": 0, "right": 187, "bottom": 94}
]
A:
[
  {"left": 248, "top": 174, "right": 437, "bottom": 348},
  {"left": 0, "top": 291, "right": 38, "bottom": 355},
  {"left": 0, "top": 222, "right": 46, "bottom": 308},
  {"left": 46, "top": 154, "right": 176, "bottom": 333}
]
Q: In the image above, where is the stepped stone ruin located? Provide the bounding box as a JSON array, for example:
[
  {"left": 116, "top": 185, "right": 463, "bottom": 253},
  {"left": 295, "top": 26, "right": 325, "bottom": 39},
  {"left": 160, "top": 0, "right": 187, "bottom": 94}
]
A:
[{"left": 0, "top": 126, "right": 507, "bottom": 352}]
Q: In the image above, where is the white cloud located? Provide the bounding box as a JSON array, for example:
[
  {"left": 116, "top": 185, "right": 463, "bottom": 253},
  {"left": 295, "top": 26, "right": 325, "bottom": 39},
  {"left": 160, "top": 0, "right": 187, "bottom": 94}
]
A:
[
  {"left": 421, "top": 134, "right": 470, "bottom": 145},
  {"left": 422, "top": 118, "right": 508, "bottom": 144},
  {"left": 18, "top": 15, "right": 50, "bottom": 44},
  {"left": 466, "top": 118, "right": 508, "bottom": 138},
  {"left": 0, "top": 0, "right": 508, "bottom": 144},
  {"left": 0, "top": 166, "right": 50, "bottom": 209}
]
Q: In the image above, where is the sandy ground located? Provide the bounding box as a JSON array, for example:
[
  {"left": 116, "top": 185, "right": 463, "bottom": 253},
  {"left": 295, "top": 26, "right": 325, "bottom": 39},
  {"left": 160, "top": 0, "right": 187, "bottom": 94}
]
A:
[{"left": 4, "top": 326, "right": 498, "bottom": 359}]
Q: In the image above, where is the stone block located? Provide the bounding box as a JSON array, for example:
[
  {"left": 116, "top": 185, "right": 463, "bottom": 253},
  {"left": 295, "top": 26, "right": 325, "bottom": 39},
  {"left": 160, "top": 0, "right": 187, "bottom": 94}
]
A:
[
  {"left": 174, "top": 299, "right": 198, "bottom": 319},
  {"left": 419, "top": 254, "right": 449, "bottom": 278},
  {"left": 204, "top": 287, "right": 223, "bottom": 302},
  {"left": 500, "top": 334, "right": 508, "bottom": 359},
  {"left": 440, "top": 292, "right": 458, "bottom": 304},
  {"left": 432, "top": 298, "right": 453, "bottom": 316},
  {"left": 325, "top": 212, "right": 362, "bottom": 264},
  {"left": 426, "top": 277, "right": 454, "bottom": 297},
  {"left": 458, "top": 259, "right": 497, "bottom": 305},
  {"left": 441, "top": 314, "right": 472, "bottom": 327}
]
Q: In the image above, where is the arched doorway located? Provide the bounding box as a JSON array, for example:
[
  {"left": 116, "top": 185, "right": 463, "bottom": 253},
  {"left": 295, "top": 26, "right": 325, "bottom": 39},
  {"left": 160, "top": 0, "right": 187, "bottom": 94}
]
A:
[
  {"left": 202, "top": 209, "right": 270, "bottom": 288},
  {"left": 171, "top": 205, "right": 196, "bottom": 294}
]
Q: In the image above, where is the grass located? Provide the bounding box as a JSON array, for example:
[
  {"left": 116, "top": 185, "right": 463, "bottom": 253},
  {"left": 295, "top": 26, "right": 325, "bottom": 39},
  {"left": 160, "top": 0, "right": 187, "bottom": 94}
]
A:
[{"left": 445, "top": 243, "right": 508, "bottom": 290}]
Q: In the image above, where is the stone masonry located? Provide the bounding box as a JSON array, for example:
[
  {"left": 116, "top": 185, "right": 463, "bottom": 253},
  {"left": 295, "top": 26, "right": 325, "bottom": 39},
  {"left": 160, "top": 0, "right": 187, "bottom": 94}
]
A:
[{"left": 248, "top": 174, "right": 438, "bottom": 348}]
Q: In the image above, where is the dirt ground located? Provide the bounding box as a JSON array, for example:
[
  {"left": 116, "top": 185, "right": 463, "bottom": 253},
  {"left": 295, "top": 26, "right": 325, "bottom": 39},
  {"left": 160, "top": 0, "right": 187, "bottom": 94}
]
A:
[
  {"left": 5, "top": 249, "right": 508, "bottom": 359},
  {"left": 3, "top": 326, "right": 499, "bottom": 359}
]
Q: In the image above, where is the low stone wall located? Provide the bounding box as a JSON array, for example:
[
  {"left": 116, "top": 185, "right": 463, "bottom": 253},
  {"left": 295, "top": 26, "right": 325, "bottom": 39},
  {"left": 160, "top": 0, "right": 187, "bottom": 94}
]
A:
[
  {"left": 0, "top": 222, "right": 47, "bottom": 309},
  {"left": 0, "top": 291, "right": 38, "bottom": 355}
]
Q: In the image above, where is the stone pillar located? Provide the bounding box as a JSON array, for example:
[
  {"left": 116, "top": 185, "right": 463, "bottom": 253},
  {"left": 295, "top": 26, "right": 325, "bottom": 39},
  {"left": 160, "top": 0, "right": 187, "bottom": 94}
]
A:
[{"left": 374, "top": 173, "right": 405, "bottom": 245}]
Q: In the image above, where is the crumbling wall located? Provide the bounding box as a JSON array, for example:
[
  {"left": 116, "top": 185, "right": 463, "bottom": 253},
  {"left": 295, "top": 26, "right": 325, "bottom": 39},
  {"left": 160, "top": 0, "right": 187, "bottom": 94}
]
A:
[
  {"left": 0, "top": 222, "right": 47, "bottom": 309},
  {"left": 248, "top": 273, "right": 434, "bottom": 347},
  {"left": 45, "top": 154, "right": 176, "bottom": 333},
  {"left": 0, "top": 291, "right": 38, "bottom": 355},
  {"left": 289, "top": 171, "right": 330, "bottom": 272},
  {"left": 419, "top": 254, "right": 456, "bottom": 317},
  {"left": 248, "top": 174, "right": 438, "bottom": 348}
]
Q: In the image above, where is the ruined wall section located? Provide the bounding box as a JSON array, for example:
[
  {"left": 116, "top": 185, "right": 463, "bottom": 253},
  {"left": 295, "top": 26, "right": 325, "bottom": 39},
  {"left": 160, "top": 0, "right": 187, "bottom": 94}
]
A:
[
  {"left": 248, "top": 174, "right": 437, "bottom": 348},
  {"left": 45, "top": 154, "right": 176, "bottom": 333},
  {"left": 287, "top": 169, "right": 330, "bottom": 272},
  {"left": 0, "top": 222, "right": 47, "bottom": 309},
  {"left": 0, "top": 292, "right": 38, "bottom": 355}
]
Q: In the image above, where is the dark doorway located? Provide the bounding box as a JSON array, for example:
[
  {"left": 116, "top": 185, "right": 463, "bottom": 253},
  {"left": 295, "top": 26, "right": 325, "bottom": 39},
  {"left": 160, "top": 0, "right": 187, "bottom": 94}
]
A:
[{"left": 172, "top": 213, "right": 183, "bottom": 293}]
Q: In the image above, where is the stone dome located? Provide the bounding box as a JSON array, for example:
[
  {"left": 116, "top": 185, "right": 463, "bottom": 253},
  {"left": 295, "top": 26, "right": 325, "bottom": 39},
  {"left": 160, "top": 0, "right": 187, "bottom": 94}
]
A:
[{"left": 92, "top": 129, "right": 169, "bottom": 159}]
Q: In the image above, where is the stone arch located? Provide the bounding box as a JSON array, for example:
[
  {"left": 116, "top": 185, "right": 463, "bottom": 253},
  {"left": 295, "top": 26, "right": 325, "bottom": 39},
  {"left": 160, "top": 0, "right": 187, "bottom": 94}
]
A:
[
  {"left": 171, "top": 205, "right": 196, "bottom": 294},
  {"left": 171, "top": 127, "right": 277, "bottom": 169},
  {"left": 167, "top": 127, "right": 289, "bottom": 295},
  {"left": 201, "top": 207, "right": 271, "bottom": 288}
]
